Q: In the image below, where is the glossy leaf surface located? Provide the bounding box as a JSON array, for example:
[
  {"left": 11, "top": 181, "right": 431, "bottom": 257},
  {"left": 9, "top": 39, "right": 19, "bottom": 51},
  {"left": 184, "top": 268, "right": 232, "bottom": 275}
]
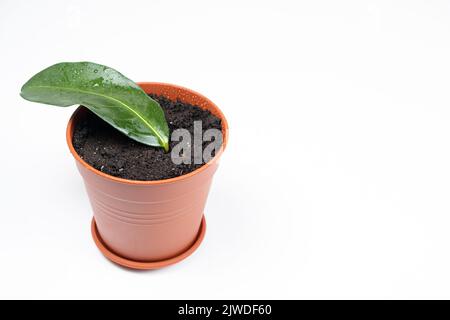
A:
[{"left": 21, "top": 62, "right": 169, "bottom": 151}]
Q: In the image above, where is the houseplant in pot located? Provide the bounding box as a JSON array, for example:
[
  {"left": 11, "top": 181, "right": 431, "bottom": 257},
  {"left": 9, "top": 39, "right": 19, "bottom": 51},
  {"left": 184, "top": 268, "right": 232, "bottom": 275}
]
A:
[{"left": 20, "top": 62, "right": 228, "bottom": 269}]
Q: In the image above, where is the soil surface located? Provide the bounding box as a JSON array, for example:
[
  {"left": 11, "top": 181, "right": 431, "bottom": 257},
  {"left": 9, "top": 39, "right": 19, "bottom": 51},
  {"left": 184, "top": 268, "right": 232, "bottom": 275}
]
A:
[{"left": 72, "top": 94, "right": 222, "bottom": 181}]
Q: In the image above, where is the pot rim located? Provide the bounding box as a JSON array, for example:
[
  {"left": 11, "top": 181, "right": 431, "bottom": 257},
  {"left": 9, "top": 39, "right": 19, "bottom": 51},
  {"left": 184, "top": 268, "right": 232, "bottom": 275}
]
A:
[{"left": 66, "top": 82, "right": 229, "bottom": 185}]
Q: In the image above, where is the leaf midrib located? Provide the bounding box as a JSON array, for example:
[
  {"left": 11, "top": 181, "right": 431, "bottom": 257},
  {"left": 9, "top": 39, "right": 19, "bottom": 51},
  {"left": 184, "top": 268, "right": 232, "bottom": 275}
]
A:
[{"left": 29, "top": 85, "right": 166, "bottom": 146}]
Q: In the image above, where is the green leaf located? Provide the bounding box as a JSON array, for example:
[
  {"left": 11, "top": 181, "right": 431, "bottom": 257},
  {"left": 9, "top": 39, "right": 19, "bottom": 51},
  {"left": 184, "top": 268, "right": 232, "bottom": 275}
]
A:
[{"left": 20, "top": 62, "right": 170, "bottom": 151}]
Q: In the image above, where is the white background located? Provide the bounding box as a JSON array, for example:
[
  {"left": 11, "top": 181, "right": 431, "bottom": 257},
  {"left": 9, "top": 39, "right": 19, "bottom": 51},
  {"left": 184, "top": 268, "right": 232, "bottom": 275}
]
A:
[{"left": 1, "top": 0, "right": 450, "bottom": 299}]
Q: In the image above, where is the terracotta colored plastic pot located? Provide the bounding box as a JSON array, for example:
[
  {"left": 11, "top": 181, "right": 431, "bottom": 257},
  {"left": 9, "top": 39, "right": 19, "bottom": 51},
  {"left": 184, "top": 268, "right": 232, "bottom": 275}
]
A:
[{"left": 66, "top": 82, "right": 228, "bottom": 269}]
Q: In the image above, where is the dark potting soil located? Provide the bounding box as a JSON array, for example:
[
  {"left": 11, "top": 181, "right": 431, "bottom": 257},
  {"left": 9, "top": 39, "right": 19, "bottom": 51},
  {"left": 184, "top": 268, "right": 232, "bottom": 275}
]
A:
[{"left": 72, "top": 94, "right": 222, "bottom": 181}]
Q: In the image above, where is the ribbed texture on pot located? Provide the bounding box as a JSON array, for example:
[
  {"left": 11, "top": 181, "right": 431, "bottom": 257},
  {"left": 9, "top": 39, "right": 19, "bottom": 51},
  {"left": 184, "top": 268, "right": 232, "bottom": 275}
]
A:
[
  {"left": 67, "top": 83, "right": 228, "bottom": 262},
  {"left": 77, "top": 160, "right": 216, "bottom": 261}
]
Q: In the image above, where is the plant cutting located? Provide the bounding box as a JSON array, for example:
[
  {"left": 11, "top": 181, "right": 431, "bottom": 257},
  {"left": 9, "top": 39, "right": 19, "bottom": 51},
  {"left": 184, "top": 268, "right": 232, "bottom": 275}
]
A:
[{"left": 20, "top": 62, "right": 228, "bottom": 269}]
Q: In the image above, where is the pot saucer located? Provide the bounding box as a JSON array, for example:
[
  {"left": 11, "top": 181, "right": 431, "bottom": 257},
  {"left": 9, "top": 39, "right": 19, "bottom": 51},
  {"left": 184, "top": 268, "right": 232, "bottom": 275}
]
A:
[{"left": 91, "top": 215, "right": 206, "bottom": 270}]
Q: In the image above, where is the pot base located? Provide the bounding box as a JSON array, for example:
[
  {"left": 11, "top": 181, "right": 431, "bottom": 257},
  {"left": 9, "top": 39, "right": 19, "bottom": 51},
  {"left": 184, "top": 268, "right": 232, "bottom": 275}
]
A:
[{"left": 91, "top": 215, "right": 206, "bottom": 270}]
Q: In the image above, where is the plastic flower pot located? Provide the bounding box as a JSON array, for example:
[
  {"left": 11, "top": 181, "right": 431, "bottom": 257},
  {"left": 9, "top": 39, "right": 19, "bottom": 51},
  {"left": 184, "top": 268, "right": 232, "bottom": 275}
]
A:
[{"left": 66, "top": 82, "right": 228, "bottom": 270}]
